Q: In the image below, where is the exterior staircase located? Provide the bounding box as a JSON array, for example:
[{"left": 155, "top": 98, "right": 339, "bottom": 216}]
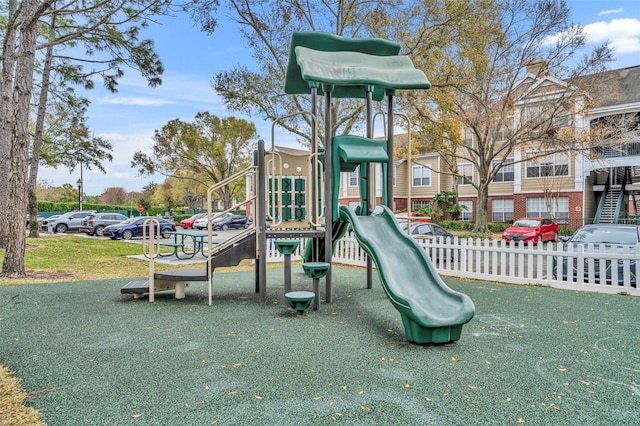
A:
[
  {"left": 597, "top": 186, "right": 621, "bottom": 223},
  {"left": 629, "top": 166, "right": 640, "bottom": 217},
  {"left": 595, "top": 167, "right": 631, "bottom": 224},
  {"left": 629, "top": 166, "right": 640, "bottom": 184}
]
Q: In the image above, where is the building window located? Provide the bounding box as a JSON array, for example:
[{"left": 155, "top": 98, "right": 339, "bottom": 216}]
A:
[
  {"left": 457, "top": 164, "right": 473, "bottom": 185},
  {"left": 526, "top": 196, "right": 569, "bottom": 222},
  {"left": 492, "top": 199, "right": 514, "bottom": 222},
  {"left": 459, "top": 200, "right": 473, "bottom": 221},
  {"left": 247, "top": 175, "right": 253, "bottom": 193},
  {"left": 412, "top": 165, "right": 431, "bottom": 187},
  {"left": 525, "top": 105, "right": 543, "bottom": 121},
  {"left": 553, "top": 115, "right": 570, "bottom": 128},
  {"left": 412, "top": 200, "right": 430, "bottom": 210},
  {"left": 348, "top": 166, "right": 360, "bottom": 187},
  {"left": 492, "top": 159, "right": 514, "bottom": 182},
  {"left": 526, "top": 153, "right": 569, "bottom": 178},
  {"left": 463, "top": 128, "right": 474, "bottom": 148}
]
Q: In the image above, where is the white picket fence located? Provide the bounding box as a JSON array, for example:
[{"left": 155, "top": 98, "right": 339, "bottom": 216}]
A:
[{"left": 266, "top": 236, "right": 639, "bottom": 296}]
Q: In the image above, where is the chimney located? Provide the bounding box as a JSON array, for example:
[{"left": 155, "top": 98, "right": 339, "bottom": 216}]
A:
[{"left": 525, "top": 58, "right": 549, "bottom": 77}]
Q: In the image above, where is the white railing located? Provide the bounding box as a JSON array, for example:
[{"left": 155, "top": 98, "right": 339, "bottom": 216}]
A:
[{"left": 265, "top": 236, "right": 639, "bottom": 296}]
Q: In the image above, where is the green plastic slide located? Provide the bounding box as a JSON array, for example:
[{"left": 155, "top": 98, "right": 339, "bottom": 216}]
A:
[{"left": 339, "top": 205, "right": 475, "bottom": 344}]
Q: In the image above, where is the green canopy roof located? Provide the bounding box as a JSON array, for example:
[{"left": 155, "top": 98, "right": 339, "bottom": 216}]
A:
[{"left": 284, "top": 32, "right": 431, "bottom": 100}]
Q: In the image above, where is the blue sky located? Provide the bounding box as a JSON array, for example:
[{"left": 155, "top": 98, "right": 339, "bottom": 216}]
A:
[{"left": 38, "top": 1, "right": 640, "bottom": 196}]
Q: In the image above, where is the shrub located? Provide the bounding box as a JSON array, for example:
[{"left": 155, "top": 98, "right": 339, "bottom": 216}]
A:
[
  {"left": 437, "top": 220, "right": 475, "bottom": 231},
  {"left": 487, "top": 222, "right": 510, "bottom": 233},
  {"left": 173, "top": 214, "right": 191, "bottom": 223}
]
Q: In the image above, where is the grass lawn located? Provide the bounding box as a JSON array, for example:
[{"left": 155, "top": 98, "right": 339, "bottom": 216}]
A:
[{"left": 0, "top": 233, "right": 207, "bottom": 285}]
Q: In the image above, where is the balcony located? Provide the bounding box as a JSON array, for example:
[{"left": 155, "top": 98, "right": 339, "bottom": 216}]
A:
[{"left": 591, "top": 141, "right": 640, "bottom": 158}]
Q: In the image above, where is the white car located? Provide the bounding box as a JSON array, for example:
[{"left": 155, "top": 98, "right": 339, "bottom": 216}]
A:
[
  {"left": 193, "top": 213, "right": 235, "bottom": 230},
  {"left": 192, "top": 214, "right": 209, "bottom": 230}
]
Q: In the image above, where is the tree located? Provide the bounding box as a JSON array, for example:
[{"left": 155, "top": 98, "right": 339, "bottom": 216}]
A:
[
  {"left": 0, "top": 0, "right": 46, "bottom": 277},
  {"left": 132, "top": 112, "right": 258, "bottom": 210},
  {"left": 25, "top": 0, "right": 169, "bottom": 238},
  {"left": 137, "top": 182, "right": 158, "bottom": 214},
  {"left": 28, "top": 100, "right": 114, "bottom": 237},
  {"left": 99, "top": 187, "right": 128, "bottom": 205},
  {"left": 152, "top": 180, "right": 181, "bottom": 214},
  {"left": 189, "top": 0, "right": 405, "bottom": 146},
  {"left": 152, "top": 174, "right": 205, "bottom": 211},
  {"left": 36, "top": 179, "right": 69, "bottom": 202},
  {"left": 403, "top": 0, "right": 614, "bottom": 233},
  {"left": 0, "top": 0, "right": 172, "bottom": 276}
]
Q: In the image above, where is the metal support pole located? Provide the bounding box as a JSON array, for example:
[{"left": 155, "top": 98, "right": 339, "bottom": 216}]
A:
[
  {"left": 313, "top": 277, "right": 320, "bottom": 310},
  {"left": 257, "top": 140, "right": 267, "bottom": 304},
  {"left": 311, "top": 86, "right": 318, "bottom": 230},
  {"left": 284, "top": 254, "right": 292, "bottom": 293},
  {"left": 77, "top": 179, "right": 82, "bottom": 211},
  {"left": 387, "top": 91, "right": 395, "bottom": 210},
  {"left": 324, "top": 90, "right": 333, "bottom": 305},
  {"left": 365, "top": 89, "right": 373, "bottom": 289}
]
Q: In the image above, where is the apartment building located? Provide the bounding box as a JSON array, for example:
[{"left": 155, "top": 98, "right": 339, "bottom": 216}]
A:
[{"left": 337, "top": 64, "right": 640, "bottom": 227}]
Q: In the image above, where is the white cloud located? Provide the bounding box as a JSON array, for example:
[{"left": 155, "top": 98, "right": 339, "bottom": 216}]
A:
[
  {"left": 96, "top": 96, "right": 176, "bottom": 107},
  {"left": 112, "top": 71, "right": 225, "bottom": 112},
  {"left": 598, "top": 8, "right": 623, "bottom": 17},
  {"left": 544, "top": 18, "right": 640, "bottom": 57},
  {"left": 583, "top": 18, "right": 640, "bottom": 53}
]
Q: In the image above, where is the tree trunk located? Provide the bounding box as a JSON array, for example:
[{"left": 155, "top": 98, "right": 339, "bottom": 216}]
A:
[
  {"left": 28, "top": 13, "right": 56, "bottom": 238},
  {"left": 0, "top": 0, "right": 19, "bottom": 249},
  {"left": 473, "top": 183, "right": 490, "bottom": 234},
  {"left": 2, "top": 0, "right": 40, "bottom": 277}
]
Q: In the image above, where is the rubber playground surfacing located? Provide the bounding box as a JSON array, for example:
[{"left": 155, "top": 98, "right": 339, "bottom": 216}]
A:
[{"left": 0, "top": 266, "right": 638, "bottom": 425}]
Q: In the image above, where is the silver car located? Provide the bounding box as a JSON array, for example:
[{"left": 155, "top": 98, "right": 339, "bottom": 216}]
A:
[
  {"left": 44, "top": 211, "right": 96, "bottom": 233},
  {"left": 80, "top": 213, "right": 129, "bottom": 236}
]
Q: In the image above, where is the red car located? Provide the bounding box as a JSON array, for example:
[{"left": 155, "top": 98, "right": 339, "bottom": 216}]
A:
[
  {"left": 179, "top": 213, "right": 207, "bottom": 229},
  {"left": 394, "top": 211, "right": 430, "bottom": 224},
  {"left": 502, "top": 217, "right": 559, "bottom": 244}
]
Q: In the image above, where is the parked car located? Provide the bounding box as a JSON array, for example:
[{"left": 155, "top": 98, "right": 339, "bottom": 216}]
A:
[
  {"left": 192, "top": 214, "right": 209, "bottom": 230},
  {"left": 43, "top": 211, "right": 96, "bottom": 233},
  {"left": 553, "top": 224, "right": 638, "bottom": 286},
  {"left": 502, "top": 217, "right": 558, "bottom": 244},
  {"left": 102, "top": 216, "right": 176, "bottom": 240},
  {"left": 180, "top": 213, "right": 207, "bottom": 229},
  {"left": 26, "top": 214, "right": 44, "bottom": 227},
  {"left": 401, "top": 222, "right": 453, "bottom": 239},
  {"left": 212, "top": 213, "right": 250, "bottom": 231},
  {"left": 400, "top": 222, "right": 459, "bottom": 261},
  {"left": 395, "top": 211, "right": 430, "bottom": 225},
  {"left": 193, "top": 213, "right": 250, "bottom": 231},
  {"left": 80, "top": 213, "right": 129, "bottom": 236},
  {"left": 40, "top": 215, "right": 61, "bottom": 231}
]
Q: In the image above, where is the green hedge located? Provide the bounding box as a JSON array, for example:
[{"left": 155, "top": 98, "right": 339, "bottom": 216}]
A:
[
  {"left": 434, "top": 220, "right": 510, "bottom": 233},
  {"left": 173, "top": 214, "right": 191, "bottom": 223},
  {"left": 436, "top": 220, "right": 475, "bottom": 231},
  {"left": 487, "top": 222, "right": 510, "bottom": 233}
]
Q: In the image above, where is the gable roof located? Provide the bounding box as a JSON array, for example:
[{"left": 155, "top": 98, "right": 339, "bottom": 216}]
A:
[{"left": 580, "top": 65, "right": 640, "bottom": 108}]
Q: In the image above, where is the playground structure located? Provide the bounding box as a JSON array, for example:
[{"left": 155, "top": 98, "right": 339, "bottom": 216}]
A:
[{"left": 127, "top": 31, "right": 475, "bottom": 344}]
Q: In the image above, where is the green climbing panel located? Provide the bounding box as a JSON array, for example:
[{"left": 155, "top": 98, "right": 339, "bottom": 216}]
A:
[{"left": 268, "top": 176, "right": 308, "bottom": 222}]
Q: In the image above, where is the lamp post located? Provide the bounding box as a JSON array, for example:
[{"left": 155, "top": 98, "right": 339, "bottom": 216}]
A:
[{"left": 76, "top": 178, "right": 83, "bottom": 211}]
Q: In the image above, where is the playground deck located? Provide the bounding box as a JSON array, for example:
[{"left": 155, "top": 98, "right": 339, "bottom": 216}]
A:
[{"left": 1, "top": 266, "right": 638, "bottom": 425}]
